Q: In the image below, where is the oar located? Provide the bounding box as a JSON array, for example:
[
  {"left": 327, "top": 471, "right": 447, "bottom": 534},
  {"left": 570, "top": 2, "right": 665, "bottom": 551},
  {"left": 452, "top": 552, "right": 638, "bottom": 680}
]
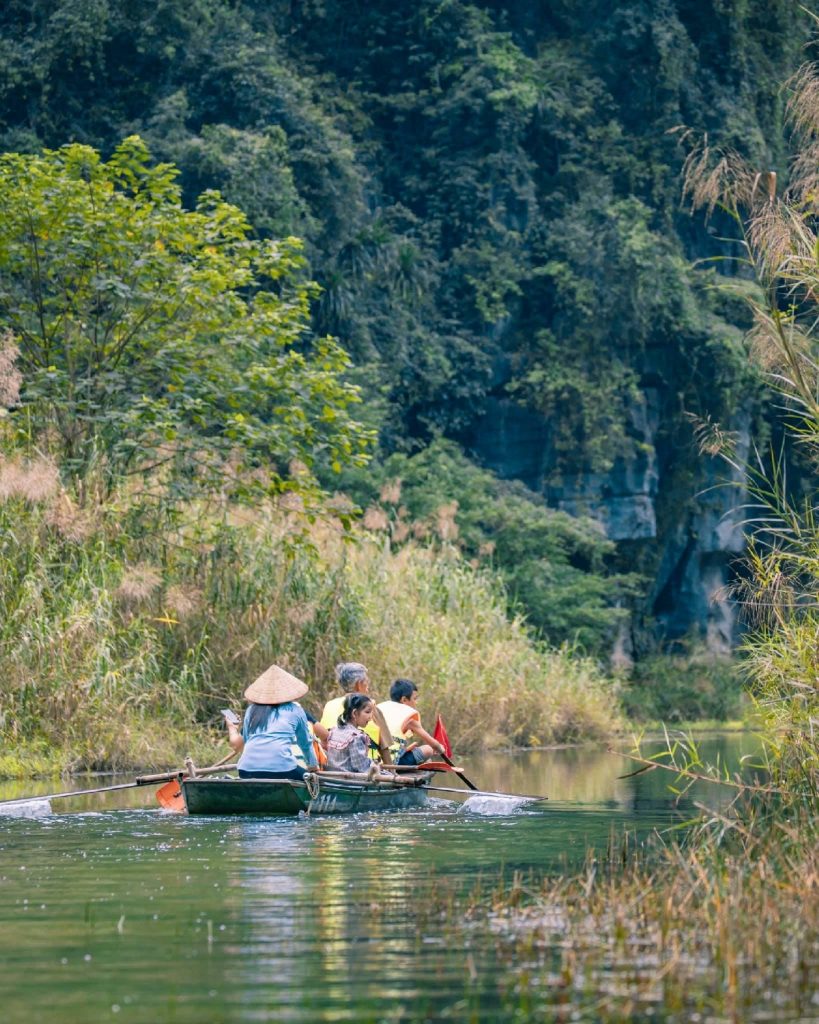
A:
[
  {"left": 0, "top": 762, "right": 238, "bottom": 813},
  {"left": 439, "top": 752, "right": 479, "bottom": 791},
  {"left": 424, "top": 783, "right": 546, "bottom": 801},
  {"left": 366, "top": 770, "right": 545, "bottom": 802}
]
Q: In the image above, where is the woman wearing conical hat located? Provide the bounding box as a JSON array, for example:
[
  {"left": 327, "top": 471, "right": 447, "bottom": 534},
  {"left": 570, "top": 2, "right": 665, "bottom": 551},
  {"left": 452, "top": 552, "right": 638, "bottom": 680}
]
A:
[{"left": 224, "top": 665, "right": 319, "bottom": 780}]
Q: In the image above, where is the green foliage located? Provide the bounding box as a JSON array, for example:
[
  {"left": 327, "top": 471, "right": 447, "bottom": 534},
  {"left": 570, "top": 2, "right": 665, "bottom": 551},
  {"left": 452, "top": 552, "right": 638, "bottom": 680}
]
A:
[
  {"left": 0, "top": 479, "right": 618, "bottom": 771},
  {"left": 0, "top": 0, "right": 812, "bottom": 655},
  {"left": 670, "top": 66, "right": 819, "bottom": 801},
  {"left": 0, "top": 137, "right": 371, "bottom": 498},
  {"left": 620, "top": 648, "right": 745, "bottom": 723},
  {"left": 337, "top": 439, "right": 639, "bottom": 650}
]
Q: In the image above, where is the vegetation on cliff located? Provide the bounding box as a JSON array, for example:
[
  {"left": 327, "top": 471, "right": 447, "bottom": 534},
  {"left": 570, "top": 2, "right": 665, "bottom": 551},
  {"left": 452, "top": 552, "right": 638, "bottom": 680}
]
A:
[
  {"left": 0, "top": 0, "right": 811, "bottom": 656},
  {"left": 0, "top": 139, "right": 616, "bottom": 773},
  {"left": 410, "top": 64, "right": 819, "bottom": 1019}
]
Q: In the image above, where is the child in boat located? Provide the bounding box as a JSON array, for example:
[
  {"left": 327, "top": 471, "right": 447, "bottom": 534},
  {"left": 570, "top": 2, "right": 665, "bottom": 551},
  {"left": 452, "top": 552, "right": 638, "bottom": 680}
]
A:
[
  {"left": 377, "top": 679, "right": 446, "bottom": 766},
  {"left": 320, "top": 662, "right": 392, "bottom": 763},
  {"left": 325, "top": 694, "right": 376, "bottom": 773}
]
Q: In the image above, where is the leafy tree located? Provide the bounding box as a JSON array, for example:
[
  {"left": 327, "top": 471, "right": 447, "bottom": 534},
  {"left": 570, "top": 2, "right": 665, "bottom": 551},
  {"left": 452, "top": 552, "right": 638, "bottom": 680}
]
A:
[
  {"left": 0, "top": 136, "right": 371, "bottom": 500},
  {"left": 0, "top": 0, "right": 811, "bottom": 649}
]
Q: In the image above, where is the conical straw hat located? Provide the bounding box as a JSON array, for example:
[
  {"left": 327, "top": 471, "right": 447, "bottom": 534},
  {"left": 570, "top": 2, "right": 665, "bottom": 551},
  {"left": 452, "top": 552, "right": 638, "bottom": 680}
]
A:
[{"left": 244, "top": 664, "right": 308, "bottom": 705}]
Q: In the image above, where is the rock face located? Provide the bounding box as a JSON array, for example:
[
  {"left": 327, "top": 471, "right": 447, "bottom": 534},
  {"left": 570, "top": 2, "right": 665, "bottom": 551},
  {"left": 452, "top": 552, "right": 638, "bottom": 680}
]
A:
[{"left": 467, "top": 393, "right": 751, "bottom": 656}]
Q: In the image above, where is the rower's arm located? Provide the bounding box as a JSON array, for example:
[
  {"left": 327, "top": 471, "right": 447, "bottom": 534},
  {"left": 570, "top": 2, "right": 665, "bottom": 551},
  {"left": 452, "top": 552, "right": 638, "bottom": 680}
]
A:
[
  {"left": 312, "top": 720, "right": 330, "bottom": 744},
  {"left": 371, "top": 705, "right": 393, "bottom": 765},
  {"left": 405, "top": 717, "right": 445, "bottom": 754}
]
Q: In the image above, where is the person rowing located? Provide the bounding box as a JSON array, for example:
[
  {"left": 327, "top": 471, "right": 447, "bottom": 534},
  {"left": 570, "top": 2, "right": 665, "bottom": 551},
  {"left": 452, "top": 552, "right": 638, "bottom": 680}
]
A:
[
  {"left": 377, "top": 678, "right": 446, "bottom": 767},
  {"left": 320, "top": 662, "right": 392, "bottom": 764},
  {"left": 224, "top": 664, "right": 320, "bottom": 780}
]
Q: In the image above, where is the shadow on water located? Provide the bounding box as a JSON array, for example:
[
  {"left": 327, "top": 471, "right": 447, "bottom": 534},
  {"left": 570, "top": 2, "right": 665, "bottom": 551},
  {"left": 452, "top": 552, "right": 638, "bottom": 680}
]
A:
[{"left": 0, "top": 734, "right": 762, "bottom": 1023}]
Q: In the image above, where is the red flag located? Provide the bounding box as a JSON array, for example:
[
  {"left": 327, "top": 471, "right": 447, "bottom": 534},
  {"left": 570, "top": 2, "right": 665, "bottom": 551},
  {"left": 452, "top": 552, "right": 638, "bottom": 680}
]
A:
[{"left": 433, "top": 714, "right": 453, "bottom": 759}]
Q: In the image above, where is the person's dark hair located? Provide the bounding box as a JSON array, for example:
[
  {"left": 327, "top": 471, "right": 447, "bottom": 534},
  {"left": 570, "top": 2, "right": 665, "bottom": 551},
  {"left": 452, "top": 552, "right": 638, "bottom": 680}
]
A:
[
  {"left": 338, "top": 693, "right": 374, "bottom": 727},
  {"left": 390, "top": 678, "right": 418, "bottom": 703},
  {"left": 245, "top": 701, "right": 284, "bottom": 734}
]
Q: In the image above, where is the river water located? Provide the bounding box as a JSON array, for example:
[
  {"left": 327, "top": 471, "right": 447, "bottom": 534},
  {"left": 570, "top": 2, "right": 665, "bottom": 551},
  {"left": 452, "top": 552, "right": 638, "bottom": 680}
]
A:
[{"left": 0, "top": 735, "right": 762, "bottom": 1023}]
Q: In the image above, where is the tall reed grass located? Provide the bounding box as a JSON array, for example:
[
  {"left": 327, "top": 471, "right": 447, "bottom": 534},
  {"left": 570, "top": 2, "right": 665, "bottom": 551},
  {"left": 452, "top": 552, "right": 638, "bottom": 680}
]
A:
[
  {"left": 0, "top": 480, "right": 618, "bottom": 774},
  {"left": 425, "top": 816, "right": 817, "bottom": 1021}
]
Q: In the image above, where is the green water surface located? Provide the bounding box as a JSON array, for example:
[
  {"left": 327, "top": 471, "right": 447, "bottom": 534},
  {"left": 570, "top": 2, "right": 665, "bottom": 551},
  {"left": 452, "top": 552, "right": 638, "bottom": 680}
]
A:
[{"left": 0, "top": 735, "right": 762, "bottom": 1023}]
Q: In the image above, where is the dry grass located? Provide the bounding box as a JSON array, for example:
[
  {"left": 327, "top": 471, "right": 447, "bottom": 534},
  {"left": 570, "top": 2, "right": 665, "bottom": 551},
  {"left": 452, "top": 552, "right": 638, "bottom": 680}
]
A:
[
  {"left": 0, "top": 490, "right": 618, "bottom": 773},
  {"left": 453, "top": 820, "right": 818, "bottom": 1021}
]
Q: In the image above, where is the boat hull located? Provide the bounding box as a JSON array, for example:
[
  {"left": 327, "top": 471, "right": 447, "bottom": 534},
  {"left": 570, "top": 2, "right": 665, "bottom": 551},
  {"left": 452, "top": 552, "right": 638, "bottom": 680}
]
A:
[{"left": 181, "top": 776, "right": 430, "bottom": 816}]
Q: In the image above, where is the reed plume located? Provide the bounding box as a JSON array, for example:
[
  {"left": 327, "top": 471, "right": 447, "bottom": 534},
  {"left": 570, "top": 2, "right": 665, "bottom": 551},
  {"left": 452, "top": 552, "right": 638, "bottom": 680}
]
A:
[
  {"left": 0, "top": 332, "right": 21, "bottom": 409},
  {"left": 115, "top": 564, "right": 162, "bottom": 604}
]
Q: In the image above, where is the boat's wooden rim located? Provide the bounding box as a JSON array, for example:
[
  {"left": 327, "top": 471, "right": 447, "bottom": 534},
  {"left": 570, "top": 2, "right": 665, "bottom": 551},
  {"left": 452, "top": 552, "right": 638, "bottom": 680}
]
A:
[{"left": 182, "top": 770, "right": 432, "bottom": 791}]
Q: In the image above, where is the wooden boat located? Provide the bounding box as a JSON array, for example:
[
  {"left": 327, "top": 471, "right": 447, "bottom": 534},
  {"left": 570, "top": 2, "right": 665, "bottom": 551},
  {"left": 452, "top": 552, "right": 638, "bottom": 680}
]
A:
[{"left": 181, "top": 770, "right": 432, "bottom": 816}]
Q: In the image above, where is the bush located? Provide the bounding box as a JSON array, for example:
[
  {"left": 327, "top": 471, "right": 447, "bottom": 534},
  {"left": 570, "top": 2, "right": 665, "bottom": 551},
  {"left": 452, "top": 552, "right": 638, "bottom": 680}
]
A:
[{"left": 620, "top": 646, "right": 746, "bottom": 723}]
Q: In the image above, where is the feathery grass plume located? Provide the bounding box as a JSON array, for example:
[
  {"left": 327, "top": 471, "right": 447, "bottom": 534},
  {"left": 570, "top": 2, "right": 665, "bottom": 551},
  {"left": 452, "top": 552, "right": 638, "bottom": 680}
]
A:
[
  {"left": 0, "top": 331, "right": 21, "bottom": 409},
  {"left": 435, "top": 500, "right": 459, "bottom": 541},
  {"left": 362, "top": 505, "right": 388, "bottom": 531},
  {"left": 685, "top": 412, "right": 739, "bottom": 458},
  {"left": 326, "top": 492, "right": 355, "bottom": 515},
  {"left": 163, "top": 585, "right": 203, "bottom": 619},
  {"left": 45, "top": 490, "right": 96, "bottom": 541},
  {"left": 728, "top": 544, "right": 798, "bottom": 630},
  {"left": 0, "top": 457, "right": 59, "bottom": 503},
  {"left": 411, "top": 520, "right": 430, "bottom": 540},
  {"left": 746, "top": 201, "right": 812, "bottom": 279},
  {"left": 278, "top": 490, "right": 304, "bottom": 512},
  {"left": 783, "top": 65, "right": 819, "bottom": 207},
  {"left": 678, "top": 133, "right": 757, "bottom": 219},
  {"left": 391, "top": 520, "right": 410, "bottom": 544},
  {"left": 785, "top": 62, "right": 819, "bottom": 139},
  {"left": 379, "top": 479, "right": 402, "bottom": 505},
  {"left": 115, "top": 564, "right": 162, "bottom": 604},
  {"left": 285, "top": 603, "right": 317, "bottom": 628}
]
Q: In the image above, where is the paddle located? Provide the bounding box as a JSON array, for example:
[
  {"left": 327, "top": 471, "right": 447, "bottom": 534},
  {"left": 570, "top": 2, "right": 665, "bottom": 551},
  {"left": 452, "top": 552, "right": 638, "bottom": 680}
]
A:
[
  {"left": 424, "top": 783, "right": 546, "bottom": 801},
  {"left": 432, "top": 713, "right": 479, "bottom": 791},
  {"left": 311, "top": 769, "right": 546, "bottom": 802},
  {"left": 439, "top": 752, "right": 479, "bottom": 791},
  {"left": 0, "top": 761, "right": 238, "bottom": 813}
]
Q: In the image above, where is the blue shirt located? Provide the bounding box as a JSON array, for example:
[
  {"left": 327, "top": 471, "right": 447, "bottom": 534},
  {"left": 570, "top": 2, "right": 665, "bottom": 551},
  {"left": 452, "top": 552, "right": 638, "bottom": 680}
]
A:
[{"left": 238, "top": 702, "right": 317, "bottom": 773}]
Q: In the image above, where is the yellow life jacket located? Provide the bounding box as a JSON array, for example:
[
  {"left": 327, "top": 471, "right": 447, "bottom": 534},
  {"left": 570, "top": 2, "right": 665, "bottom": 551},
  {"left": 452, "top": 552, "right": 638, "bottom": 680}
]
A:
[
  {"left": 377, "top": 700, "right": 420, "bottom": 756},
  {"left": 321, "top": 695, "right": 382, "bottom": 758}
]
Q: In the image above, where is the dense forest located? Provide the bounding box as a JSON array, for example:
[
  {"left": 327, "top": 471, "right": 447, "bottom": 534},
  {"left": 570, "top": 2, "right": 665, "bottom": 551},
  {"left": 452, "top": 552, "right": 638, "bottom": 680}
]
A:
[{"left": 0, "top": 0, "right": 814, "bottom": 664}]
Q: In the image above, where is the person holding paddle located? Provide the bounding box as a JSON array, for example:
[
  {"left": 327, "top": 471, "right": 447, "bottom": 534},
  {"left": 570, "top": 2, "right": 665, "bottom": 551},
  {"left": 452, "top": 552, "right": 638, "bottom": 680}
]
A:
[
  {"left": 378, "top": 679, "right": 446, "bottom": 766},
  {"left": 224, "top": 664, "right": 320, "bottom": 780}
]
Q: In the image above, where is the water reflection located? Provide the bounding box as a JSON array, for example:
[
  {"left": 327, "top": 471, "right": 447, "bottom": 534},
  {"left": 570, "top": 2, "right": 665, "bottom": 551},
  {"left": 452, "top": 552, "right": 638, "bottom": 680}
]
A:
[{"left": 0, "top": 736, "right": 761, "bottom": 1023}]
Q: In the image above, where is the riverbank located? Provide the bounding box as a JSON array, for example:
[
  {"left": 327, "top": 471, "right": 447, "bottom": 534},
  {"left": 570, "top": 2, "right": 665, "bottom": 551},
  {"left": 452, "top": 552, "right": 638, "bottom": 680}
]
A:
[{"left": 0, "top": 492, "right": 620, "bottom": 775}]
